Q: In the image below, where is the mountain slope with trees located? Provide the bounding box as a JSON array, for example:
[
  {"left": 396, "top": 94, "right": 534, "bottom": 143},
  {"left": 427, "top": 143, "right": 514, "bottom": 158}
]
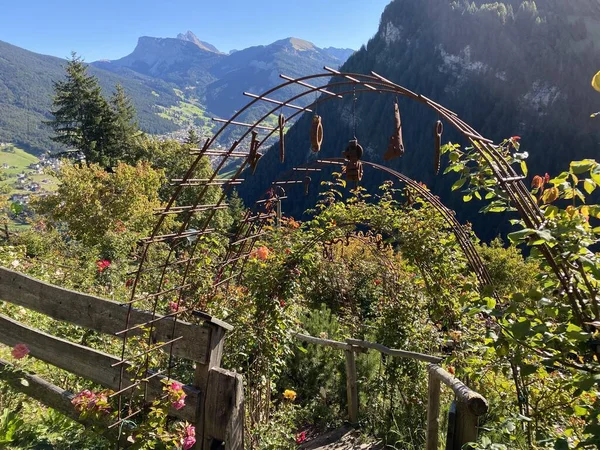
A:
[
  {"left": 239, "top": 0, "right": 600, "bottom": 241},
  {"left": 0, "top": 40, "right": 180, "bottom": 153},
  {"left": 0, "top": 31, "right": 355, "bottom": 154}
]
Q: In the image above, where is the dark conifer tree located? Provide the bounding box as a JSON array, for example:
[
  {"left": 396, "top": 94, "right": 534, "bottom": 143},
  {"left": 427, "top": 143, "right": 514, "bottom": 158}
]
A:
[
  {"left": 46, "top": 53, "right": 113, "bottom": 166},
  {"left": 184, "top": 127, "right": 201, "bottom": 146},
  {"left": 107, "top": 84, "right": 143, "bottom": 164}
]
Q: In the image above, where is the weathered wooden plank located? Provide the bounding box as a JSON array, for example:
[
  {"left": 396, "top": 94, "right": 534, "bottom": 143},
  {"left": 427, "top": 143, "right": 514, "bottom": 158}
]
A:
[
  {"left": 203, "top": 367, "right": 244, "bottom": 450},
  {"left": 344, "top": 348, "right": 358, "bottom": 425},
  {"left": 0, "top": 267, "right": 229, "bottom": 362},
  {"left": 0, "top": 314, "right": 198, "bottom": 422},
  {"left": 346, "top": 338, "right": 443, "bottom": 364},
  {"left": 294, "top": 332, "right": 352, "bottom": 350},
  {"left": 426, "top": 369, "right": 441, "bottom": 450}
]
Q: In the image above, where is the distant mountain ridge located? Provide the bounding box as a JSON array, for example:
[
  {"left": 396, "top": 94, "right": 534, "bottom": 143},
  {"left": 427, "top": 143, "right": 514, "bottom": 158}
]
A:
[
  {"left": 0, "top": 31, "right": 355, "bottom": 153},
  {"left": 93, "top": 33, "right": 355, "bottom": 100}
]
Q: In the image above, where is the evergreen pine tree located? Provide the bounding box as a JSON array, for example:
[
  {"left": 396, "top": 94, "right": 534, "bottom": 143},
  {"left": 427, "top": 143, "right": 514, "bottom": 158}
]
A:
[
  {"left": 46, "top": 53, "right": 113, "bottom": 166},
  {"left": 184, "top": 127, "right": 201, "bottom": 146},
  {"left": 107, "top": 84, "right": 143, "bottom": 164}
]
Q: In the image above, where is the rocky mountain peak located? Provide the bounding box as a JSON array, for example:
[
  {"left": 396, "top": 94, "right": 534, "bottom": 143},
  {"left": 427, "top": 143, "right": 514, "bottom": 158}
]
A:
[
  {"left": 273, "top": 37, "right": 318, "bottom": 52},
  {"left": 176, "top": 31, "right": 221, "bottom": 54}
]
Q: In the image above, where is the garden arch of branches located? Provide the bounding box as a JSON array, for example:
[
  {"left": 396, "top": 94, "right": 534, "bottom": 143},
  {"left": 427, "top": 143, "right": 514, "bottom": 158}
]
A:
[{"left": 114, "top": 69, "right": 587, "bottom": 429}]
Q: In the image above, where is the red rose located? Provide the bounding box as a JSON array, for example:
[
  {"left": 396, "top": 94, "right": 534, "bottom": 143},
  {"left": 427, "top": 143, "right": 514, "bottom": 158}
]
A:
[{"left": 295, "top": 431, "right": 307, "bottom": 444}]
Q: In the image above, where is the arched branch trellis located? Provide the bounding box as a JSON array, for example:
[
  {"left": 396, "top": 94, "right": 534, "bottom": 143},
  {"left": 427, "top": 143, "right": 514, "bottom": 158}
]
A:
[{"left": 111, "top": 69, "right": 589, "bottom": 443}]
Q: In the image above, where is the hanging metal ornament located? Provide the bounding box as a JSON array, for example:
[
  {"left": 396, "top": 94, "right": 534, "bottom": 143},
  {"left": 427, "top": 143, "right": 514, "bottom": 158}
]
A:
[
  {"left": 249, "top": 131, "right": 262, "bottom": 174},
  {"left": 303, "top": 176, "right": 311, "bottom": 196},
  {"left": 343, "top": 139, "right": 364, "bottom": 182},
  {"left": 310, "top": 115, "right": 323, "bottom": 152},
  {"left": 278, "top": 114, "right": 286, "bottom": 163},
  {"left": 434, "top": 120, "right": 443, "bottom": 175},
  {"left": 383, "top": 100, "right": 405, "bottom": 161}
]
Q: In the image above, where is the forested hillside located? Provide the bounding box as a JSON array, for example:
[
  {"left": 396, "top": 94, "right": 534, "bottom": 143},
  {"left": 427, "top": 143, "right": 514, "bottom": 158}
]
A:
[
  {"left": 0, "top": 40, "right": 179, "bottom": 153},
  {"left": 0, "top": 32, "right": 354, "bottom": 154},
  {"left": 240, "top": 0, "right": 600, "bottom": 240}
]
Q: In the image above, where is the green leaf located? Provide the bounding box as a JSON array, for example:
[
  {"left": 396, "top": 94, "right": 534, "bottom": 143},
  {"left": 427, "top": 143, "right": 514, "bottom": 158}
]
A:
[
  {"left": 520, "top": 160, "right": 528, "bottom": 177},
  {"left": 511, "top": 319, "right": 531, "bottom": 339},
  {"left": 530, "top": 229, "right": 555, "bottom": 246},
  {"left": 570, "top": 160, "right": 596, "bottom": 174},
  {"left": 520, "top": 364, "right": 537, "bottom": 377},
  {"left": 486, "top": 297, "right": 497, "bottom": 310},
  {"left": 584, "top": 179, "right": 596, "bottom": 194},
  {"left": 573, "top": 405, "right": 587, "bottom": 416},
  {"left": 592, "top": 165, "right": 600, "bottom": 184},
  {"left": 508, "top": 229, "right": 533, "bottom": 243},
  {"left": 452, "top": 177, "right": 467, "bottom": 191}
]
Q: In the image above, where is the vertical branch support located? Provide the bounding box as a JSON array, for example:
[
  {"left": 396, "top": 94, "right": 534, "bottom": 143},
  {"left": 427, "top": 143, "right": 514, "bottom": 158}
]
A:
[
  {"left": 344, "top": 342, "right": 359, "bottom": 425},
  {"left": 454, "top": 400, "right": 479, "bottom": 448},
  {"left": 192, "top": 319, "right": 235, "bottom": 450},
  {"left": 428, "top": 364, "right": 488, "bottom": 450},
  {"left": 426, "top": 367, "right": 441, "bottom": 450}
]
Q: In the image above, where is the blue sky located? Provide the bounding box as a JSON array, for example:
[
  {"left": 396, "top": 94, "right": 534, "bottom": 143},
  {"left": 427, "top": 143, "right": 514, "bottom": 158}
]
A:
[{"left": 0, "top": 0, "right": 390, "bottom": 61}]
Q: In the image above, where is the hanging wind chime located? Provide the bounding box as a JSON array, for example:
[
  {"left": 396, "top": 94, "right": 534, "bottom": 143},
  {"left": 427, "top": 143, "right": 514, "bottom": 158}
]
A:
[
  {"left": 249, "top": 131, "right": 262, "bottom": 174},
  {"left": 279, "top": 113, "right": 286, "bottom": 163},
  {"left": 343, "top": 88, "right": 364, "bottom": 182},
  {"left": 434, "top": 120, "right": 443, "bottom": 175},
  {"left": 383, "top": 99, "right": 405, "bottom": 161}
]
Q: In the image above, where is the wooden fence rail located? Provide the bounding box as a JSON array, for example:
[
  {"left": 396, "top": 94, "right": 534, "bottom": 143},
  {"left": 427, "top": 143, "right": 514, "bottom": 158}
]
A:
[
  {"left": 293, "top": 333, "right": 488, "bottom": 450},
  {"left": 0, "top": 267, "right": 244, "bottom": 450}
]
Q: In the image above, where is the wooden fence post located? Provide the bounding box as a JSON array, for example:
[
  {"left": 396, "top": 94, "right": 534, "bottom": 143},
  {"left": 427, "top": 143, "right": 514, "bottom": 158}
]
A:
[
  {"left": 454, "top": 400, "right": 480, "bottom": 449},
  {"left": 344, "top": 343, "right": 359, "bottom": 425},
  {"left": 427, "top": 364, "right": 488, "bottom": 450},
  {"left": 426, "top": 366, "right": 441, "bottom": 450},
  {"left": 192, "top": 319, "right": 229, "bottom": 450},
  {"left": 203, "top": 367, "right": 244, "bottom": 450}
]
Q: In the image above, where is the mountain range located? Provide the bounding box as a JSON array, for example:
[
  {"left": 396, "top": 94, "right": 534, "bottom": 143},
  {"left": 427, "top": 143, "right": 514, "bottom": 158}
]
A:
[
  {"left": 239, "top": 0, "right": 600, "bottom": 241},
  {"left": 0, "top": 31, "right": 354, "bottom": 153}
]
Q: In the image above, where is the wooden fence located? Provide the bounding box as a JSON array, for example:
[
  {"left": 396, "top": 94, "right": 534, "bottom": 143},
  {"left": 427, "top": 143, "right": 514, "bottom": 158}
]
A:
[
  {"left": 0, "top": 267, "right": 244, "bottom": 450},
  {"left": 294, "top": 333, "right": 489, "bottom": 450}
]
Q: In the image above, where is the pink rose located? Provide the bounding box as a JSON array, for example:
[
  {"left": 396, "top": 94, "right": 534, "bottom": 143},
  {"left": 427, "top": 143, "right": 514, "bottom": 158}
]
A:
[
  {"left": 96, "top": 259, "right": 111, "bottom": 273},
  {"left": 182, "top": 435, "right": 196, "bottom": 450},
  {"left": 169, "top": 301, "right": 179, "bottom": 313},
  {"left": 185, "top": 425, "right": 195, "bottom": 437},
  {"left": 296, "top": 431, "right": 307, "bottom": 444},
  {"left": 173, "top": 398, "right": 186, "bottom": 410},
  {"left": 11, "top": 343, "right": 29, "bottom": 359},
  {"left": 170, "top": 381, "right": 183, "bottom": 391}
]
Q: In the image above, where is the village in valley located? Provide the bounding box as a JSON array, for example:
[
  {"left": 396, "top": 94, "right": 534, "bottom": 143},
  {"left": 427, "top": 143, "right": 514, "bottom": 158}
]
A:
[{"left": 0, "top": 142, "right": 60, "bottom": 213}]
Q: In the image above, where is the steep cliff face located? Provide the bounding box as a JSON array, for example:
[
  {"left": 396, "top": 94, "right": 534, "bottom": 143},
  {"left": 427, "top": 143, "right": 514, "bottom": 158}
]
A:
[
  {"left": 240, "top": 0, "right": 600, "bottom": 240},
  {"left": 93, "top": 36, "right": 223, "bottom": 86}
]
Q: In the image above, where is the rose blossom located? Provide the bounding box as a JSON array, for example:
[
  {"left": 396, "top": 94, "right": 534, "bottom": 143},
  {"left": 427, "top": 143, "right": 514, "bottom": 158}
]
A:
[{"left": 11, "top": 343, "right": 29, "bottom": 359}]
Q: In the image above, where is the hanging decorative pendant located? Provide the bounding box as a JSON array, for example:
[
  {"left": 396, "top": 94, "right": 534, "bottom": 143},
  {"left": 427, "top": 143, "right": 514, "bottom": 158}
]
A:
[
  {"left": 383, "top": 101, "right": 405, "bottom": 161},
  {"left": 434, "top": 120, "right": 443, "bottom": 175},
  {"left": 279, "top": 114, "right": 286, "bottom": 163},
  {"left": 310, "top": 115, "right": 323, "bottom": 152},
  {"left": 249, "top": 131, "right": 262, "bottom": 174},
  {"left": 303, "top": 176, "right": 311, "bottom": 196},
  {"left": 343, "top": 139, "right": 364, "bottom": 182}
]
